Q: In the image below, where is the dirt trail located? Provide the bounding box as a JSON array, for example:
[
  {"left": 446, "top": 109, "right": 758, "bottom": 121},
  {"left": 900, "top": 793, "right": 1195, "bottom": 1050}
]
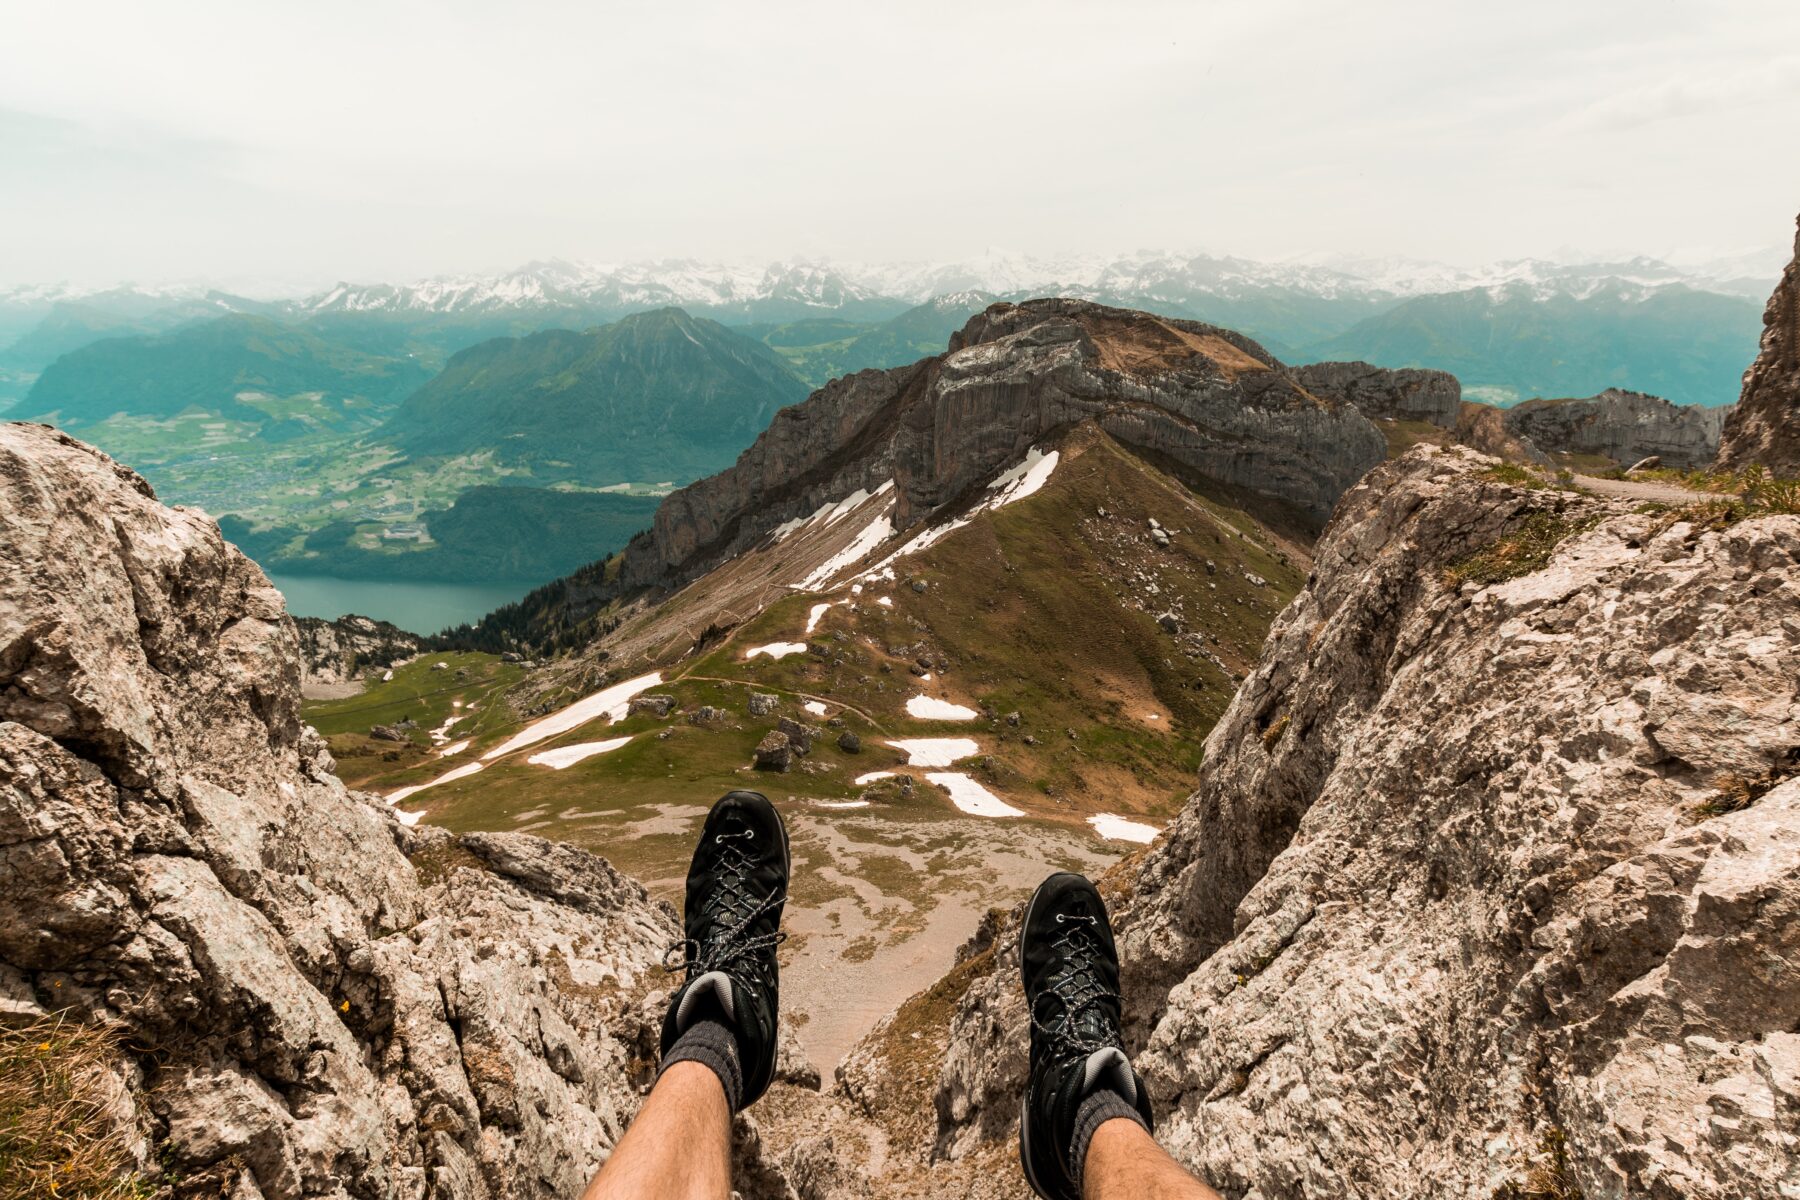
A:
[{"left": 1574, "top": 474, "right": 1709, "bottom": 504}]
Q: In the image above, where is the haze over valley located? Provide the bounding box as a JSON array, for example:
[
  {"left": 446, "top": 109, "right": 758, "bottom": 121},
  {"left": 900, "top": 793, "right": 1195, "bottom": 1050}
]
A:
[{"left": 3, "top": 246, "right": 1781, "bottom": 624}]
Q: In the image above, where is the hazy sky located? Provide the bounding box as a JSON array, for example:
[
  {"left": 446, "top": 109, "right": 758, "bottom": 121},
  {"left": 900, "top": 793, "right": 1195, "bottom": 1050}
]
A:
[{"left": 3, "top": 0, "right": 1798, "bottom": 290}]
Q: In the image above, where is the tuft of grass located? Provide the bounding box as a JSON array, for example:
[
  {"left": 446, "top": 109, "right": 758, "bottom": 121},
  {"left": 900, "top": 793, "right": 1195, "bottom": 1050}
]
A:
[
  {"left": 0, "top": 1014, "right": 147, "bottom": 1200},
  {"left": 1480, "top": 463, "right": 1550, "bottom": 490},
  {"left": 1495, "top": 1127, "right": 1584, "bottom": 1200},
  {"left": 1260, "top": 714, "right": 1290, "bottom": 749},
  {"left": 1691, "top": 757, "right": 1797, "bottom": 820},
  {"left": 1442, "top": 512, "right": 1602, "bottom": 589}
]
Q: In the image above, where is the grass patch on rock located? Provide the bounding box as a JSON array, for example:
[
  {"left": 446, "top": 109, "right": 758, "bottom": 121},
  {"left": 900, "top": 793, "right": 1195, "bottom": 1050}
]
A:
[
  {"left": 0, "top": 1014, "right": 146, "bottom": 1200},
  {"left": 1442, "top": 512, "right": 1602, "bottom": 589}
]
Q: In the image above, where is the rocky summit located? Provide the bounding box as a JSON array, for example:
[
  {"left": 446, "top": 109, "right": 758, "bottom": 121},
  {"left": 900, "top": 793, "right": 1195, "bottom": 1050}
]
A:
[
  {"left": 1718, "top": 210, "right": 1800, "bottom": 475},
  {"left": 627, "top": 299, "right": 1387, "bottom": 591}
]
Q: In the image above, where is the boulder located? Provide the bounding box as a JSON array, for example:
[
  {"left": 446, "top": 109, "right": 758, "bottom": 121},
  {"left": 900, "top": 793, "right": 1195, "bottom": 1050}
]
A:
[
  {"left": 628, "top": 693, "right": 677, "bottom": 718},
  {"left": 753, "top": 731, "right": 792, "bottom": 772},
  {"left": 836, "top": 731, "right": 861, "bottom": 755},
  {"left": 777, "top": 717, "right": 815, "bottom": 755},
  {"left": 747, "top": 692, "right": 780, "bottom": 717}
]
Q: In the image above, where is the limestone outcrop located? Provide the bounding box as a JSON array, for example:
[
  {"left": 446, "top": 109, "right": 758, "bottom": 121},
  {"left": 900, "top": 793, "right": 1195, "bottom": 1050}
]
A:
[
  {"left": 1718, "top": 212, "right": 1800, "bottom": 475},
  {"left": 903, "top": 446, "right": 1798, "bottom": 1198},
  {"left": 1289, "top": 360, "right": 1462, "bottom": 427},
  {"left": 295, "top": 614, "right": 425, "bottom": 688},
  {"left": 618, "top": 299, "right": 1388, "bottom": 596},
  {"left": 1504, "top": 387, "right": 1726, "bottom": 469},
  {"left": 0, "top": 423, "right": 682, "bottom": 1199}
]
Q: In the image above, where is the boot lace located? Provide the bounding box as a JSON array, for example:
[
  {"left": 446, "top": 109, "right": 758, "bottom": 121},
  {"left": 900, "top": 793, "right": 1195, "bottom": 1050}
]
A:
[
  {"left": 1029, "top": 914, "right": 1118, "bottom": 1059},
  {"left": 663, "top": 829, "right": 787, "bottom": 994}
]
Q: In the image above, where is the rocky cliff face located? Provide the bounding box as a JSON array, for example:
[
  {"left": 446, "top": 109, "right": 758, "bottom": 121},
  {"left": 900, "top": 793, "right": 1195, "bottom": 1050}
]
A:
[
  {"left": 624, "top": 300, "right": 1390, "bottom": 592},
  {"left": 1289, "top": 360, "right": 1462, "bottom": 427},
  {"left": 0, "top": 423, "right": 683, "bottom": 1199},
  {"left": 1504, "top": 387, "right": 1726, "bottom": 469},
  {"left": 1718, "top": 212, "right": 1800, "bottom": 475},
  {"left": 896, "top": 447, "right": 1798, "bottom": 1197},
  {"left": 295, "top": 614, "right": 425, "bottom": 689}
]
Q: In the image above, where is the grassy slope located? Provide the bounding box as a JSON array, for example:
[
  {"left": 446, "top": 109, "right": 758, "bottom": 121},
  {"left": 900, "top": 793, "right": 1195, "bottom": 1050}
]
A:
[{"left": 306, "top": 426, "right": 1305, "bottom": 865}]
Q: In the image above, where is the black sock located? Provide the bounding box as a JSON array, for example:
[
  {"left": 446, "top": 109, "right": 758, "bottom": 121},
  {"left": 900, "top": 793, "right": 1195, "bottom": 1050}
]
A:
[
  {"left": 1070, "top": 1087, "right": 1149, "bottom": 1184},
  {"left": 659, "top": 1019, "right": 744, "bottom": 1113}
]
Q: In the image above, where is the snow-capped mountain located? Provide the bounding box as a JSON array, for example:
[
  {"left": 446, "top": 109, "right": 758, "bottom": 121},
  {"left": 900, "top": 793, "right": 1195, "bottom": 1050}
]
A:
[{"left": 283, "top": 249, "right": 1780, "bottom": 321}]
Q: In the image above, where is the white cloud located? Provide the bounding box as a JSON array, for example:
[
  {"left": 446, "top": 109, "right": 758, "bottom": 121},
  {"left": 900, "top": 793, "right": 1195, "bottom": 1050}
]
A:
[{"left": 2, "top": 0, "right": 1798, "bottom": 285}]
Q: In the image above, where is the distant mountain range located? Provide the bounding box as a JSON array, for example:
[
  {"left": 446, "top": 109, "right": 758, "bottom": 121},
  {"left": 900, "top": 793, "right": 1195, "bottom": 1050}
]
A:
[
  {"left": 2, "top": 247, "right": 1778, "bottom": 407},
  {"left": 383, "top": 308, "right": 809, "bottom": 481},
  {"left": 21, "top": 313, "right": 430, "bottom": 429}
]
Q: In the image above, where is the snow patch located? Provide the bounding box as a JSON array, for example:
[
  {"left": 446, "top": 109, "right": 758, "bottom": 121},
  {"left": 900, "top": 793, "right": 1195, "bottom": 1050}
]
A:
[
  {"left": 876, "top": 596, "right": 893, "bottom": 607},
  {"left": 854, "top": 770, "right": 898, "bottom": 785},
  {"left": 803, "top": 700, "right": 828, "bottom": 717},
  {"left": 438, "top": 739, "right": 472, "bottom": 757},
  {"left": 481, "top": 672, "right": 664, "bottom": 760},
  {"left": 804, "top": 602, "right": 837, "bottom": 635},
  {"left": 395, "top": 809, "right": 425, "bottom": 827},
  {"left": 1088, "top": 813, "right": 1160, "bottom": 844},
  {"left": 794, "top": 513, "right": 894, "bottom": 590},
  {"left": 927, "top": 772, "right": 1024, "bottom": 818},
  {"left": 528, "top": 737, "right": 632, "bottom": 769},
  {"left": 905, "top": 695, "right": 979, "bottom": 721},
  {"left": 886, "top": 737, "right": 979, "bottom": 766},
  {"left": 813, "top": 798, "right": 871, "bottom": 810},
  {"left": 745, "top": 642, "right": 808, "bottom": 661},
  {"left": 388, "top": 761, "right": 485, "bottom": 804}
]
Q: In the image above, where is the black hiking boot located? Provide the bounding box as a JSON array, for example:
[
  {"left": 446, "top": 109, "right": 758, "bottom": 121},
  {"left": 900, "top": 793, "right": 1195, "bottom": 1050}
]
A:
[
  {"left": 660, "top": 790, "right": 790, "bottom": 1110},
  {"left": 1018, "top": 872, "right": 1155, "bottom": 1199}
]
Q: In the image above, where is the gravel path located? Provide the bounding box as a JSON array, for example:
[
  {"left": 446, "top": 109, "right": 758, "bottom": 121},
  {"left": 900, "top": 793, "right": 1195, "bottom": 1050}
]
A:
[{"left": 1574, "top": 474, "right": 1709, "bottom": 504}]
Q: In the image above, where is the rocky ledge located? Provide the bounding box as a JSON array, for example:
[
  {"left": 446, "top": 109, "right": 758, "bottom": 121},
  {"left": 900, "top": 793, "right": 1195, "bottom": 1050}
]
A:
[
  {"left": 0, "top": 423, "right": 686, "bottom": 1199},
  {"left": 1718, "top": 210, "right": 1800, "bottom": 475},
  {"left": 874, "top": 446, "right": 1798, "bottom": 1197},
  {"left": 1503, "top": 387, "right": 1726, "bottom": 470}
]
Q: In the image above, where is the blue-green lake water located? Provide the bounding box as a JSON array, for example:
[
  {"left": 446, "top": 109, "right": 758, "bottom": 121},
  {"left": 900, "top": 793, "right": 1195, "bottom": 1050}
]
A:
[{"left": 268, "top": 574, "right": 536, "bottom": 635}]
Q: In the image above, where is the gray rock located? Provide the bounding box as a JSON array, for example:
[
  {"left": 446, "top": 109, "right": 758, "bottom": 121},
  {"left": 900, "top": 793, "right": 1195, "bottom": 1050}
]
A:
[
  {"left": 687, "top": 705, "right": 729, "bottom": 725},
  {"left": 777, "top": 718, "right": 816, "bottom": 755},
  {"left": 0, "top": 424, "right": 682, "bottom": 1200},
  {"left": 1503, "top": 388, "right": 1725, "bottom": 469},
  {"left": 836, "top": 731, "right": 861, "bottom": 754},
  {"left": 906, "top": 445, "right": 1800, "bottom": 1198},
  {"left": 627, "top": 693, "right": 677, "bottom": 718},
  {"left": 1718, "top": 210, "right": 1800, "bottom": 474},
  {"left": 753, "top": 731, "right": 792, "bottom": 772},
  {"left": 748, "top": 692, "right": 780, "bottom": 717},
  {"left": 1156, "top": 611, "right": 1182, "bottom": 634},
  {"left": 1625, "top": 455, "right": 1661, "bottom": 473},
  {"left": 1290, "top": 359, "right": 1462, "bottom": 427},
  {"left": 369, "top": 724, "right": 407, "bottom": 743},
  {"left": 291, "top": 614, "right": 423, "bottom": 689}
]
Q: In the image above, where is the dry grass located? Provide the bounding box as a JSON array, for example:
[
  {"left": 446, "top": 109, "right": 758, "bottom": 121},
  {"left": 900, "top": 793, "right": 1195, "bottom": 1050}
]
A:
[
  {"left": 1442, "top": 512, "right": 1602, "bottom": 589},
  {"left": 1691, "top": 758, "right": 1797, "bottom": 820},
  {"left": 0, "top": 1014, "right": 146, "bottom": 1200},
  {"left": 1495, "top": 1127, "right": 1585, "bottom": 1200}
]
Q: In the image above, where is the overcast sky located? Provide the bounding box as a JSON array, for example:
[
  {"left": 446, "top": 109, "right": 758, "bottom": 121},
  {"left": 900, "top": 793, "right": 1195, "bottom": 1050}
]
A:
[{"left": 3, "top": 0, "right": 1797, "bottom": 291}]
